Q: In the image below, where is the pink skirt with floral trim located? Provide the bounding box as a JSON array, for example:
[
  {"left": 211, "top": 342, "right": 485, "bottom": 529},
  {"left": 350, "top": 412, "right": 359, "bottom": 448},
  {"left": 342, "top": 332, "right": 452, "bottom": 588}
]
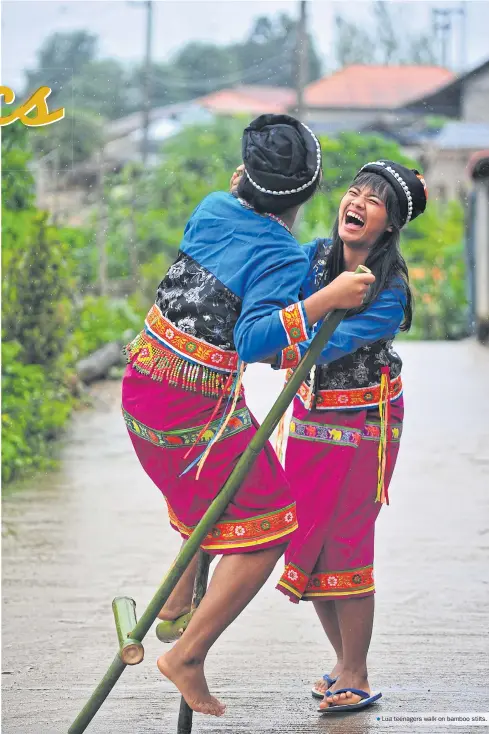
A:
[
  {"left": 277, "top": 397, "right": 404, "bottom": 601},
  {"left": 122, "top": 363, "right": 297, "bottom": 554}
]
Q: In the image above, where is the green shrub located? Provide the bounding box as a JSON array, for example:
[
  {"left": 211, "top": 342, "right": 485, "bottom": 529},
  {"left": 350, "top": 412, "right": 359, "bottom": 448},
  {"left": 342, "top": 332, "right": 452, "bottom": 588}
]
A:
[
  {"left": 72, "top": 295, "right": 143, "bottom": 358},
  {"left": 1, "top": 342, "right": 72, "bottom": 483}
]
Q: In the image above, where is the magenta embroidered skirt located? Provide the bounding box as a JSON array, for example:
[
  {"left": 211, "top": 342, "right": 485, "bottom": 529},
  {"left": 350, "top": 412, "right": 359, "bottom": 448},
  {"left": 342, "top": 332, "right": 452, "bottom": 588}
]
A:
[
  {"left": 277, "top": 397, "right": 404, "bottom": 601},
  {"left": 122, "top": 363, "right": 297, "bottom": 555}
]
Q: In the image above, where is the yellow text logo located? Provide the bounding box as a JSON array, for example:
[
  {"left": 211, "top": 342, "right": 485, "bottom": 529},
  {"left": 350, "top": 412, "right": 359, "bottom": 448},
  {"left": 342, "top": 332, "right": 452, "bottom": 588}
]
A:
[{"left": 0, "top": 86, "right": 65, "bottom": 127}]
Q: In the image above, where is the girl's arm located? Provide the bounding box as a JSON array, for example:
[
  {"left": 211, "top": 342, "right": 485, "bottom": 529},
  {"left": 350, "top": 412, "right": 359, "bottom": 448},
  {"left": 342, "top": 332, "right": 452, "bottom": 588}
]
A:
[
  {"left": 273, "top": 287, "right": 406, "bottom": 369},
  {"left": 234, "top": 253, "right": 374, "bottom": 364}
]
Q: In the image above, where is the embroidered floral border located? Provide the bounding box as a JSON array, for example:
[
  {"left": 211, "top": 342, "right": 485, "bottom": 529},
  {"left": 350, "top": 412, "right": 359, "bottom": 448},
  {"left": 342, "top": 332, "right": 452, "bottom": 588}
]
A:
[
  {"left": 279, "top": 302, "right": 309, "bottom": 346},
  {"left": 288, "top": 417, "right": 402, "bottom": 445},
  {"left": 277, "top": 562, "right": 309, "bottom": 598},
  {"left": 123, "top": 406, "right": 251, "bottom": 449},
  {"left": 145, "top": 303, "right": 239, "bottom": 372},
  {"left": 278, "top": 563, "right": 375, "bottom": 600},
  {"left": 167, "top": 502, "right": 298, "bottom": 551},
  {"left": 279, "top": 344, "right": 301, "bottom": 369},
  {"left": 295, "top": 373, "right": 403, "bottom": 410},
  {"left": 303, "top": 565, "right": 374, "bottom": 598}
]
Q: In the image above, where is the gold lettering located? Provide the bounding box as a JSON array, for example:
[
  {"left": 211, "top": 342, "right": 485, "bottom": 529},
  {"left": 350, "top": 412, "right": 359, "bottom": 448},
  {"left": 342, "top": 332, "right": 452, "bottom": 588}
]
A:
[
  {"left": 0, "top": 86, "right": 17, "bottom": 125},
  {"left": 0, "top": 86, "right": 65, "bottom": 127}
]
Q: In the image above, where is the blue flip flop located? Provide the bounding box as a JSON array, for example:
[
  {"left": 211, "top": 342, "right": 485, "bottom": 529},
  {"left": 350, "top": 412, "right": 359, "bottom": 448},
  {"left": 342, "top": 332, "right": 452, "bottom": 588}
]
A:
[
  {"left": 318, "top": 687, "right": 382, "bottom": 713},
  {"left": 311, "top": 674, "right": 338, "bottom": 699}
]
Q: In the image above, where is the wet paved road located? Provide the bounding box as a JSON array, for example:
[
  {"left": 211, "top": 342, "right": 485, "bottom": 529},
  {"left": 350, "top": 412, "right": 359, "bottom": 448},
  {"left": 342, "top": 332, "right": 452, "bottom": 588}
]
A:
[{"left": 3, "top": 340, "right": 489, "bottom": 734}]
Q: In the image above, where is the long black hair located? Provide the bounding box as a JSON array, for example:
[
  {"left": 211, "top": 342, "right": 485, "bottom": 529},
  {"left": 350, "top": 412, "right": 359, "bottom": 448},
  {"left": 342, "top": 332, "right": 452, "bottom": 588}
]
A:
[{"left": 325, "top": 171, "right": 413, "bottom": 331}]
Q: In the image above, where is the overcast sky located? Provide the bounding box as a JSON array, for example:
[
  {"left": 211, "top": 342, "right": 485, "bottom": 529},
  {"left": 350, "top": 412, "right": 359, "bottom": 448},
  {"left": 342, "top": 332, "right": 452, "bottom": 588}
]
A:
[{"left": 2, "top": 0, "right": 489, "bottom": 91}]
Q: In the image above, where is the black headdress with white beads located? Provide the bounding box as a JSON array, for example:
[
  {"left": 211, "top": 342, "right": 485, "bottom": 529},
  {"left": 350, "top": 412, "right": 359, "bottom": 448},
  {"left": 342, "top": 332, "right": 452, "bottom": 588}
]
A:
[
  {"left": 357, "top": 160, "right": 428, "bottom": 227},
  {"left": 242, "top": 114, "right": 322, "bottom": 198}
]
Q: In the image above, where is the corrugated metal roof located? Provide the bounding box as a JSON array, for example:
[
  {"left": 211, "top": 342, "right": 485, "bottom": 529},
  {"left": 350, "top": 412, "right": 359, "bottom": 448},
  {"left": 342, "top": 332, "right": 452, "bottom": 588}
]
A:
[{"left": 434, "top": 122, "right": 489, "bottom": 150}]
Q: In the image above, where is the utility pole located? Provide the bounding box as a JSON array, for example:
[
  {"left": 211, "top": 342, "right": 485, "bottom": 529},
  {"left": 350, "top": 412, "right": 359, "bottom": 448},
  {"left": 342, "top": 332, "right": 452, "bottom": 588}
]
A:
[
  {"left": 432, "top": 8, "right": 451, "bottom": 68},
  {"left": 141, "top": 0, "right": 153, "bottom": 165},
  {"left": 458, "top": 2, "right": 467, "bottom": 73},
  {"left": 295, "top": 1, "right": 308, "bottom": 121},
  {"left": 432, "top": 5, "right": 467, "bottom": 71}
]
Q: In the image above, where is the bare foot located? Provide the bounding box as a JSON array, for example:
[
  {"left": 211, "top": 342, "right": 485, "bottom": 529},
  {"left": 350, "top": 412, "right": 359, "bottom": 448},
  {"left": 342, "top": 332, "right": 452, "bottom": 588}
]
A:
[
  {"left": 319, "top": 670, "right": 370, "bottom": 710},
  {"left": 157, "top": 649, "right": 226, "bottom": 716},
  {"left": 313, "top": 661, "right": 343, "bottom": 696}
]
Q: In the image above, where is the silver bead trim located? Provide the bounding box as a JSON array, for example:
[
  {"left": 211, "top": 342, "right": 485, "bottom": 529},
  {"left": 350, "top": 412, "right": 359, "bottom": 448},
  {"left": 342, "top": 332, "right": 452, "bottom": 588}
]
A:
[
  {"left": 244, "top": 123, "right": 322, "bottom": 196},
  {"left": 361, "top": 160, "right": 414, "bottom": 224}
]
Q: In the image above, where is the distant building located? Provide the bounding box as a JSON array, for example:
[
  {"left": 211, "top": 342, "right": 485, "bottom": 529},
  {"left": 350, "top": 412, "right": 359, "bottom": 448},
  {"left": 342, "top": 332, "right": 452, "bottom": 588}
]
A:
[
  {"left": 104, "top": 101, "right": 214, "bottom": 167},
  {"left": 102, "top": 85, "right": 296, "bottom": 167},
  {"left": 302, "top": 65, "right": 454, "bottom": 130},
  {"left": 196, "top": 85, "right": 296, "bottom": 116},
  {"left": 403, "top": 59, "right": 489, "bottom": 124},
  {"left": 422, "top": 122, "right": 489, "bottom": 204},
  {"left": 403, "top": 59, "right": 489, "bottom": 206}
]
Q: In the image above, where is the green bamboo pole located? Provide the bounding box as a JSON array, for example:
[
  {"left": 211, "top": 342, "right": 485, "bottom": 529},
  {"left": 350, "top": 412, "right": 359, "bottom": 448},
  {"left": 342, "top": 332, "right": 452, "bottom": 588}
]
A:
[
  {"left": 177, "top": 551, "right": 211, "bottom": 734},
  {"left": 112, "top": 597, "right": 144, "bottom": 665},
  {"left": 68, "top": 281, "right": 363, "bottom": 734}
]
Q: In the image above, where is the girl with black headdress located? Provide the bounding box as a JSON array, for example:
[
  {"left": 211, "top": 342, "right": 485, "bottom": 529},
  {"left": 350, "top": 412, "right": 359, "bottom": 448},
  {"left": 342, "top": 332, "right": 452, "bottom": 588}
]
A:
[
  {"left": 270, "top": 161, "right": 428, "bottom": 713},
  {"left": 121, "top": 114, "right": 374, "bottom": 716}
]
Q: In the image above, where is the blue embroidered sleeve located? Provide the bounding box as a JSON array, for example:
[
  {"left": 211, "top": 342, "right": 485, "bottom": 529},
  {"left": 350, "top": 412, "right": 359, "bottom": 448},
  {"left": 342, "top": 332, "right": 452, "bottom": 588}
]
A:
[
  {"left": 274, "top": 286, "right": 406, "bottom": 369},
  {"left": 234, "top": 251, "right": 312, "bottom": 364}
]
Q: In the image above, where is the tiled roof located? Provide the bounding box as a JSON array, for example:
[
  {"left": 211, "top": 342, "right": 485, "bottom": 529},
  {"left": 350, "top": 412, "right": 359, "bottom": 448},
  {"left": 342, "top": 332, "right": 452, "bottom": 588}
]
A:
[
  {"left": 304, "top": 65, "right": 455, "bottom": 109},
  {"left": 197, "top": 85, "right": 296, "bottom": 114}
]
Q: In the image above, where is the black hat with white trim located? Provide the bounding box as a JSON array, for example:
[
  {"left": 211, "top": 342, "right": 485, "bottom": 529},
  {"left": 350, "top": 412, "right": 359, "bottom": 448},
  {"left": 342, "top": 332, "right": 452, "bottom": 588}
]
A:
[
  {"left": 242, "top": 114, "right": 322, "bottom": 198},
  {"left": 357, "top": 160, "right": 428, "bottom": 227}
]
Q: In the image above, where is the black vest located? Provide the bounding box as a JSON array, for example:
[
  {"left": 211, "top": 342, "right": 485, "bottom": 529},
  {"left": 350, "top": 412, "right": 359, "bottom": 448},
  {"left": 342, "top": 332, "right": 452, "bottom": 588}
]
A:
[
  {"left": 156, "top": 250, "right": 241, "bottom": 351},
  {"left": 305, "top": 239, "right": 403, "bottom": 396}
]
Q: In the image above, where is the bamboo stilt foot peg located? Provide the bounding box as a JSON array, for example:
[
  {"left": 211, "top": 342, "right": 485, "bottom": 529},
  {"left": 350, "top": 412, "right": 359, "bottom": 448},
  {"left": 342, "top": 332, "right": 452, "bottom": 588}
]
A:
[
  {"left": 156, "top": 611, "right": 194, "bottom": 643},
  {"left": 112, "top": 596, "right": 144, "bottom": 665}
]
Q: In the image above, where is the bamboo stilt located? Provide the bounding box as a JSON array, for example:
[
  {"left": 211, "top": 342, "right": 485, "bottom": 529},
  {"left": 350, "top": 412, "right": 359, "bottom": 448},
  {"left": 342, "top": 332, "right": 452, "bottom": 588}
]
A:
[
  {"left": 112, "top": 597, "right": 144, "bottom": 665},
  {"left": 68, "top": 282, "right": 365, "bottom": 733},
  {"left": 177, "top": 551, "right": 211, "bottom": 734},
  {"left": 155, "top": 612, "right": 194, "bottom": 643}
]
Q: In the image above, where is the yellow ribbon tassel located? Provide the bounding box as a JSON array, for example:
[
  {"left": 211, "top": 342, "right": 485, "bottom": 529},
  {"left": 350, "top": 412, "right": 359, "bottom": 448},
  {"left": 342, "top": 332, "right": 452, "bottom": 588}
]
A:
[
  {"left": 376, "top": 367, "right": 390, "bottom": 504},
  {"left": 275, "top": 412, "right": 287, "bottom": 464}
]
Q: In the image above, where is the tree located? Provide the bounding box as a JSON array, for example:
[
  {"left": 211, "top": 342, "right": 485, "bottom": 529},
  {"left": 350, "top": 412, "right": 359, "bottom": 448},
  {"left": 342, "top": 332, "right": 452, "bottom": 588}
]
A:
[
  {"left": 335, "top": 1, "right": 437, "bottom": 67},
  {"left": 130, "top": 61, "right": 185, "bottom": 109},
  {"left": 1, "top": 128, "right": 78, "bottom": 483},
  {"left": 235, "top": 13, "right": 322, "bottom": 87},
  {"left": 1, "top": 124, "right": 35, "bottom": 211},
  {"left": 71, "top": 59, "right": 131, "bottom": 119},
  {"left": 372, "top": 1, "right": 399, "bottom": 65},
  {"left": 334, "top": 16, "right": 376, "bottom": 68},
  {"left": 31, "top": 107, "right": 106, "bottom": 170},
  {"left": 24, "top": 30, "right": 98, "bottom": 99},
  {"left": 166, "top": 13, "right": 322, "bottom": 95}
]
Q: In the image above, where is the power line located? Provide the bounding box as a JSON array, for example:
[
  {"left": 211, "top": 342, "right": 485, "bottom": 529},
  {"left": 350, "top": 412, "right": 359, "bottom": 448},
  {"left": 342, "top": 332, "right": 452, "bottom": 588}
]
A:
[{"left": 138, "top": 40, "right": 297, "bottom": 91}]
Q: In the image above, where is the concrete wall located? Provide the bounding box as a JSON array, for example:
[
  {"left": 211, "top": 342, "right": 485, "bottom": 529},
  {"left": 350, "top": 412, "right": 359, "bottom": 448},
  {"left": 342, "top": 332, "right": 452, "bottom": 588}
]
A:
[
  {"left": 423, "top": 149, "right": 473, "bottom": 205},
  {"left": 462, "top": 67, "right": 489, "bottom": 123},
  {"left": 473, "top": 178, "right": 489, "bottom": 341},
  {"left": 303, "top": 107, "right": 385, "bottom": 129}
]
